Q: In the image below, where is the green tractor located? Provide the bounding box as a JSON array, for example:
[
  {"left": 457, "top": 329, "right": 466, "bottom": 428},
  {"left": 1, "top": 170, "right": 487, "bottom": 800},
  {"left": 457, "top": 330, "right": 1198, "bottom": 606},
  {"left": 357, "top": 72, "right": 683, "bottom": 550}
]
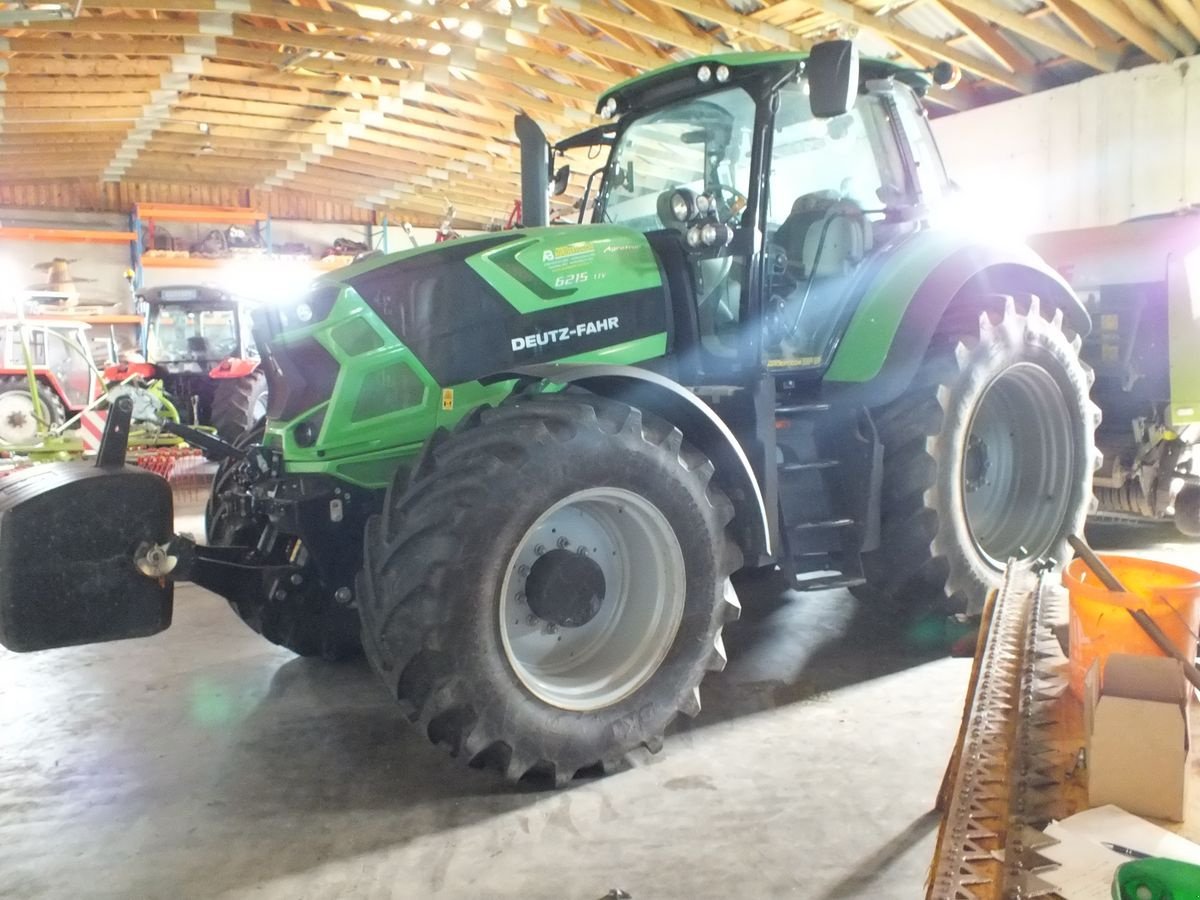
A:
[
  {"left": 0, "top": 43, "right": 1098, "bottom": 783},
  {"left": 1032, "top": 214, "right": 1200, "bottom": 536}
]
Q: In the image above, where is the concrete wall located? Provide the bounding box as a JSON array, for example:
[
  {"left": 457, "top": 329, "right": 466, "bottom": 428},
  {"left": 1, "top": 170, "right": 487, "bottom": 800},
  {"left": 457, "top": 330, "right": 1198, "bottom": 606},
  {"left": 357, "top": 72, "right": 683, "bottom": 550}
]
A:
[{"left": 932, "top": 55, "right": 1200, "bottom": 236}]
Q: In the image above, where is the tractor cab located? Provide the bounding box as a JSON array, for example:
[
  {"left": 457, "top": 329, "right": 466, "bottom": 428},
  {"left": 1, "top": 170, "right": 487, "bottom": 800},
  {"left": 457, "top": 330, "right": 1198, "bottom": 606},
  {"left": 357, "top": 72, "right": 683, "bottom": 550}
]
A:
[
  {"left": 0, "top": 319, "right": 99, "bottom": 412},
  {"left": 137, "top": 284, "right": 257, "bottom": 374},
  {"left": 578, "top": 44, "right": 952, "bottom": 379}
]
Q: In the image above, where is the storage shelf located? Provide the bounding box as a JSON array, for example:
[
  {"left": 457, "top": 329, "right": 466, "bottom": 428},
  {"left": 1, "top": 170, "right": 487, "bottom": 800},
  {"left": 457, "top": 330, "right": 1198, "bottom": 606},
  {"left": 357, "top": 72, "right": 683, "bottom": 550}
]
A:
[
  {"left": 0, "top": 226, "right": 138, "bottom": 244},
  {"left": 135, "top": 203, "right": 268, "bottom": 224}
]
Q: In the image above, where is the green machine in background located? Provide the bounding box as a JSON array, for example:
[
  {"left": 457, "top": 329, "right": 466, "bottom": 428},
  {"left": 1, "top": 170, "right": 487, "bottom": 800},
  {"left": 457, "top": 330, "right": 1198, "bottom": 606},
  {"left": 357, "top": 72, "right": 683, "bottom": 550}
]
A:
[
  {"left": 0, "top": 41, "right": 1099, "bottom": 785},
  {"left": 1033, "top": 215, "right": 1200, "bottom": 537}
]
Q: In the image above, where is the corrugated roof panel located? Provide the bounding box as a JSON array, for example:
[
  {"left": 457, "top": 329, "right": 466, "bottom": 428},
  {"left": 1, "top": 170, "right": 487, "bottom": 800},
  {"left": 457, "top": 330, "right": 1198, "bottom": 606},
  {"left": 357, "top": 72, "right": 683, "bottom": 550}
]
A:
[{"left": 892, "top": 3, "right": 1001, "bottom": 68}]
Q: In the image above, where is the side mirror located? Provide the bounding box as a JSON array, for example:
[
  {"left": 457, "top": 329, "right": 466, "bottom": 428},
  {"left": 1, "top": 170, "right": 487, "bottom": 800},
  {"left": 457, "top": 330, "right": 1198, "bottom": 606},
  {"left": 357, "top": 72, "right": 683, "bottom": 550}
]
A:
[
  {"left": 807, "top": 40, "right": 859, "bottom": 119},
  {"left": 551, "top": 164, "right": 570, "bottom": 197}
]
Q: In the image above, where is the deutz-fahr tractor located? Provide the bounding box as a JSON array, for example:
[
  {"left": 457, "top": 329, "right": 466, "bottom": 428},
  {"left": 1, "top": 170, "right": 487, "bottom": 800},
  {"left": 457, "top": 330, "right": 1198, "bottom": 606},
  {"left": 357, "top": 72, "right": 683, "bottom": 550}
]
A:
[
  {"left": 105, "top": 284, "right": 267, "bottom": 442},
  {"left": 1032, "top": 214, "right": 1200, "bottom": 537},
  {"left": 0, "top": 43, "right": 1098, "bottom": 784}
]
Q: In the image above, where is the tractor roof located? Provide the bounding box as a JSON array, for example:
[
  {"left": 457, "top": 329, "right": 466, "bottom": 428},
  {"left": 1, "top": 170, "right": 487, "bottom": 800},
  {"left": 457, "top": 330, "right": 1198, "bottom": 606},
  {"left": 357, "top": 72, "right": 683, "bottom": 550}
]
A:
[{"left": 598, "top": 51, "right": 925, "bottom": 116}]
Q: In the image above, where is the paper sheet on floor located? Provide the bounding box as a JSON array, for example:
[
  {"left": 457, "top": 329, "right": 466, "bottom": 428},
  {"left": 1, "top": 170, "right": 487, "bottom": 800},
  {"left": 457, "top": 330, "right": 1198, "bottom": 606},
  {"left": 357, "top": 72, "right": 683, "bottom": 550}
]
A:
[{"left": 1038, "top": 805, "right": 1200, "bottom": 899}]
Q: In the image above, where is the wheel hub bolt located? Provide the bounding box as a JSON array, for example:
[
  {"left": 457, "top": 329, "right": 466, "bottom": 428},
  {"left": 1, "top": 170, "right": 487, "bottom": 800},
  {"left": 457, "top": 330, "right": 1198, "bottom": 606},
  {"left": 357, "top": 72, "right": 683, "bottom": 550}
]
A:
[
  {"left": 534, "top": 544, "right": 546, "bottom": 556},
  {"left": 526, "top": 613, "right": 540, "bottom": 626},
  {"left": 543, "top": 622, "right": 558, "bottom": 635},
  {"left": 334, "top": 587, "right": 352, "bottom": 604},
  {"left": 290, "top": 573, "right": 303, "bottom": 586},
  {"left": 556, "top": 537, "right": 570, "bottom": 549},
  {"left": 516, "top": 591, "right": 526, "bottom": 604},
  {"left": 576, "top": 546, "right": 589, "bottom": 557},
  {"left": 517, "top": 564, "right": 530, "bottom": 577},
  {"left": 273, "top": 589, "right": 287, "bottom": 602}
]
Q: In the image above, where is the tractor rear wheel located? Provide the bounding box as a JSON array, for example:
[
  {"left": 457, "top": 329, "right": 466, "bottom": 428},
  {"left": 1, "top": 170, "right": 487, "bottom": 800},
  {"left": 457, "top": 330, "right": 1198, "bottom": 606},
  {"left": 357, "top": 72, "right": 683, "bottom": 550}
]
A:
[
  {"left": 206, "top": 421, "right": 361, "bottom": 660},
  {"left": 211, "top": 371, "right": 268, "bottom": 444},
  {"left": 856, "top": 297, "right": 1098, "bottom": 617},
  {"left": 358, "top": 393, "right": 741, "bottom": 784},
  {"left": 0, "top": 376, "right": 65, "bottom": 445}
]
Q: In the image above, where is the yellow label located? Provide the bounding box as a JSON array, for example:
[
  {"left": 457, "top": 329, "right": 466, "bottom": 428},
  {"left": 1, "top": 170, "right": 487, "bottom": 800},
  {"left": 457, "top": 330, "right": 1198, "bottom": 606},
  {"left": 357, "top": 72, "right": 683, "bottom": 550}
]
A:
[
  {"left": 1101, "top": 313, "right": 1119, "bottom": 331},
  {"left": 441, "top": 388, "right": 454, "bottom": 411},
  {"left": 767, "top": 356, "right": 822, "bottom": 368},
  {"left": 1102, "top": 344, "right": 1119, "bottom": 363}
]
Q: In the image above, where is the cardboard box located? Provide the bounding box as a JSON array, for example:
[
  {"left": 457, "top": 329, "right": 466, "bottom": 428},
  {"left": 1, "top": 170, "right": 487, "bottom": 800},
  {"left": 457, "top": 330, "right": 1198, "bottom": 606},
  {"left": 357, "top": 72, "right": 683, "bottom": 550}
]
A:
[{"left": 1085, "top": 653, "right": 1191, "bottom": 822}]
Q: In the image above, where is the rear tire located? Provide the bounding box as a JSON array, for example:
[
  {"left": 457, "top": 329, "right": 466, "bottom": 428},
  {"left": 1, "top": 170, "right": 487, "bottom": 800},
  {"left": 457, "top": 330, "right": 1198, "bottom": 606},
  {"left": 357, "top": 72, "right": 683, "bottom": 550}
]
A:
[
  {"left": 856, "top": 297, "right": 1098, "bottom": 616},
  {"left": 211, "top": 372, "right": 268, "bottom": 444},
  {"left": 0, "top": 376, "right": 65, "bottom": 445},
  {"left": 206, "top": 422, "right": 361, "bottom": 660},
  {"left": 357, "top": 393, "right": 741, "bottom": 784}
]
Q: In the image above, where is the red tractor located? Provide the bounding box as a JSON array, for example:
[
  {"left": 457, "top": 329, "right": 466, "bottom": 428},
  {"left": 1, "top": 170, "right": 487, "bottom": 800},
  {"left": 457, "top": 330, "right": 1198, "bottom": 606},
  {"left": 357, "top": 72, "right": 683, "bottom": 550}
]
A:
[
  {"left": 105, "top": 285, "right": 266, "bottom": 442},
  {"left": 0, "top": 318, "right": 105, "bottom": 446}
]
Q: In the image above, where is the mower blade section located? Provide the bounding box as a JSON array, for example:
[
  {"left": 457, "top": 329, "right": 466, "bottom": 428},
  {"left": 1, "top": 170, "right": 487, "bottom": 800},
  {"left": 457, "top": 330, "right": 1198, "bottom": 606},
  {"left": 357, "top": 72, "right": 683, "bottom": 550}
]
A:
[{"left": 0, "top": 462, "right": 175, "bottom": 652}]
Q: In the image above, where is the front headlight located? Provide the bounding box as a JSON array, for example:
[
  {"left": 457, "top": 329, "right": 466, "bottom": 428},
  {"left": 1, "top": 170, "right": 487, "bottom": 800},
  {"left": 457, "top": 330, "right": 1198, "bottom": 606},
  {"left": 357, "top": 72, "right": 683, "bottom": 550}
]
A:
[{"left": 670, "top": 190, "right": 693, "bottom": 222}]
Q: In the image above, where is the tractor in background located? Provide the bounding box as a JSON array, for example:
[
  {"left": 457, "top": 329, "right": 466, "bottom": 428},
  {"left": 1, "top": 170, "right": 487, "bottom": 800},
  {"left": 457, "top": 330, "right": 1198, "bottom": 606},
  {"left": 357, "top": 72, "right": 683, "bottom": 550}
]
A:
[
  {"left": 0, "top": 318, "right": 104, "bottom": 446},
  {"left": 106, "top": 284, "right": 267, "bottom": 443},
  {"left": 0, "top": 42, "right": 1098, "bottom": 786},
  {"left": 1032, "top": 214, "right": 1200, "bottom": 536}
]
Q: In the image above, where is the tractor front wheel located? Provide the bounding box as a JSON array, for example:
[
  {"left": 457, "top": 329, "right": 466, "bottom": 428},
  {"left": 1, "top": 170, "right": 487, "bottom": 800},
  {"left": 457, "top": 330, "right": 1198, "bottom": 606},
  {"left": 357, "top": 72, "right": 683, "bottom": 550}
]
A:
[
  {"left": 211, "top": 371, "right": 268, "bottom": 444},
  {"left": 206, "top": 422, "right": 362, "bottom": 660},
  {"left": 0, "top": 376, "right": 65, "bottom": 445},
  {"left": 358, "top": 393, "right": 741, "bottom": 784},
  {"left": 857, "top": 297, "right": 1099, "bottom": 617}
]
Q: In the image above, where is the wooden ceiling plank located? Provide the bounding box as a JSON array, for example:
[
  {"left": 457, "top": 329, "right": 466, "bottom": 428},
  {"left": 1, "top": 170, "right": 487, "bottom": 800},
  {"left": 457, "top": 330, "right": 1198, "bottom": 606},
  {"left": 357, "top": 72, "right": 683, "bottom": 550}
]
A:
[{"left": 557, "top": 0, "right": 723, "bottom": 55}]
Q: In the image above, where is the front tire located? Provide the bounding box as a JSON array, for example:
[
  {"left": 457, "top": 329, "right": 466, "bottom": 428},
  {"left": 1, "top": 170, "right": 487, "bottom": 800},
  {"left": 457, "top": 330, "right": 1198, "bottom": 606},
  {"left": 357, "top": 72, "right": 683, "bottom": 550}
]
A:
[
  {"left": 206, "top": 422, "right": 361, "bottom": 660},
  {"left": 357, "top": 393, "right": 741, "bottom": 784},
  {"left": 0, "top": 376, "right": 65, "bottom": 445},
  {"left": 857, "top": 297, "right": 1098, "bottom": 616}
]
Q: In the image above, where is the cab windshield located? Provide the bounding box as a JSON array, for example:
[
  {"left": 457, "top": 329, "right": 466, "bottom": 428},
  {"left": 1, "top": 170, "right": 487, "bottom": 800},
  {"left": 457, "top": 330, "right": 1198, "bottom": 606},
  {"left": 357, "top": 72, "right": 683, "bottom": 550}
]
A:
[
  {"left": 148, "top": 304, "right": 240, "bottom": 362},
  {"left": 598, "top": 87, "right": 757, "bottom": 231}
]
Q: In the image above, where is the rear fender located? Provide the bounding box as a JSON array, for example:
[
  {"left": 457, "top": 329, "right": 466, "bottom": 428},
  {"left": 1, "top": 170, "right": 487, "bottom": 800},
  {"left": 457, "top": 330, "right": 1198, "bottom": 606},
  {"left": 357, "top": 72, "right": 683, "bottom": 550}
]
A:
[
  {"left": 105, "top": 361, "right": 158, "bottom": 382},
  {"left": 209, "top": 357, "right": 260, "bottom": 379},
  {"left": 509, "top": 363, "right": 772, "bottom": 560},
  {"left": 824, "top": 240, "right": 1089, "bottom": 407}
]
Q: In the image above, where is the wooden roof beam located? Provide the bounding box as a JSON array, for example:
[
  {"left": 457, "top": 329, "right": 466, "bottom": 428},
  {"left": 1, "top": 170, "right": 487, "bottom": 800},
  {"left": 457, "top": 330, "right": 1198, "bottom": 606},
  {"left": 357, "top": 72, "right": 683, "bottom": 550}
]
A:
[
  {"left": 927, "top": 0, "right": 1117, "bottom": 71},
  {"left": 1081, "top": 0, "right": 1175, "bottom": 61},
  {"left": 781, "top": 0, "right": 1034, "bottom": 93},
  {"left": 1118, "top": 0, "right": 1197, "bottom": 55},
  {"left": 935, "top": 2, "right": 1041, "bottom": 74},
  {"left": 1040, "top": 0, "right": 1123, "bottom": 52},
  {"left": 1160, "top": 0, "right": 1200, "bottom": 44}
]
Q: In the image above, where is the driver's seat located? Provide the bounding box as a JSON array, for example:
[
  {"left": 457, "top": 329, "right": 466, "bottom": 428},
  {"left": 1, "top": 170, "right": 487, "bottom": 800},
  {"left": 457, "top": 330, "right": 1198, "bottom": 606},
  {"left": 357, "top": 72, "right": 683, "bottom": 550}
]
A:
[{"left": 774, "top": 190, "right": 870, "bottom": 279}]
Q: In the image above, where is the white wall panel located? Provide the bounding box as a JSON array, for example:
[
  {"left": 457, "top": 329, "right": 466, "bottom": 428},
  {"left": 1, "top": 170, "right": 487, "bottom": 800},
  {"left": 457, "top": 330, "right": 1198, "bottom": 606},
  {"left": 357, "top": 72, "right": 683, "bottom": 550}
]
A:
[{"left": 932, "top": 56, "right": 1200, "bottom": 234}]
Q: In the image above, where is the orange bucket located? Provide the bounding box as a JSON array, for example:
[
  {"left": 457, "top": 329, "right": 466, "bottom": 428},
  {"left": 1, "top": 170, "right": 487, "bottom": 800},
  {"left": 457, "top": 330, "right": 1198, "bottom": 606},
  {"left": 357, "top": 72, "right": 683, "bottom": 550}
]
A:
[{"left": 1064, "top": 554, "right": 1200, "bottom": 700}]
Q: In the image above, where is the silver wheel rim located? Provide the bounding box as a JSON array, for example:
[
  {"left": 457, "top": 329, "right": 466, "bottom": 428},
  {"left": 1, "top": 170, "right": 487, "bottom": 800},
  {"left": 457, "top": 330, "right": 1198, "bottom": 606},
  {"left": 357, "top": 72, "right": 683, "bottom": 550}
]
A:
[
  {"left": 0, "top": 390, "right": 40, "bottom": 445},
  {"left": 962, "top": 362, "right": 1075, "bottom": 567},
  {"left": 499, "top": 487, "right": 686, "bottom": 712}
]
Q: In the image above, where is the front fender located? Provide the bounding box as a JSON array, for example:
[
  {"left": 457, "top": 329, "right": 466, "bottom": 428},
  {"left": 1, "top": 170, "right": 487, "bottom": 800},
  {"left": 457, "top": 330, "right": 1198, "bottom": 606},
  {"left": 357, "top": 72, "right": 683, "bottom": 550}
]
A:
[
  {"left": 507, "top": 363, "right": 772, "bottom": 561},
  {"left": 824, "top": 234, "right": 1089, "bottom": 406}
]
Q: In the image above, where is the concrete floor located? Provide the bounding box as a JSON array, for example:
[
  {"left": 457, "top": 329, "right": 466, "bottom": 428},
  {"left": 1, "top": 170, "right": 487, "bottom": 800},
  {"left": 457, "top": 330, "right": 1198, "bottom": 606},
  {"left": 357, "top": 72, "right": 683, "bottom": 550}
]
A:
[{"left": 0, "top": 506, "right": 1193, "bottom": 900}]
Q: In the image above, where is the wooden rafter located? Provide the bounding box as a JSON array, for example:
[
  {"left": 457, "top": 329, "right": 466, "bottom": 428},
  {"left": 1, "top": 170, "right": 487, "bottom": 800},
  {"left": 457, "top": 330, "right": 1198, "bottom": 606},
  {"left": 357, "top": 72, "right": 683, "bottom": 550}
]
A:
[{"left": 0, "top": 0, "right": 1193, "bottom": 224}]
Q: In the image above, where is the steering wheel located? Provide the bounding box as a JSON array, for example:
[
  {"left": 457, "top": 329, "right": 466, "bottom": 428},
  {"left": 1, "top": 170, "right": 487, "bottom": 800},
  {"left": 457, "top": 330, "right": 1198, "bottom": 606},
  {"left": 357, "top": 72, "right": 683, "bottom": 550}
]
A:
[{"left": 714, "top": 184, "right": 748, "bottom": 225}]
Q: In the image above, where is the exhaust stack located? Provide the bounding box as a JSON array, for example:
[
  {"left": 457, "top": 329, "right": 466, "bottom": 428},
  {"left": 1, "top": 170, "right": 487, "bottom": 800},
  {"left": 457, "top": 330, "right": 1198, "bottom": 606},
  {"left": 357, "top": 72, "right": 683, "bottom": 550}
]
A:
[{"left": 515, "top": 113, "right": 549, "bottom": 228}]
